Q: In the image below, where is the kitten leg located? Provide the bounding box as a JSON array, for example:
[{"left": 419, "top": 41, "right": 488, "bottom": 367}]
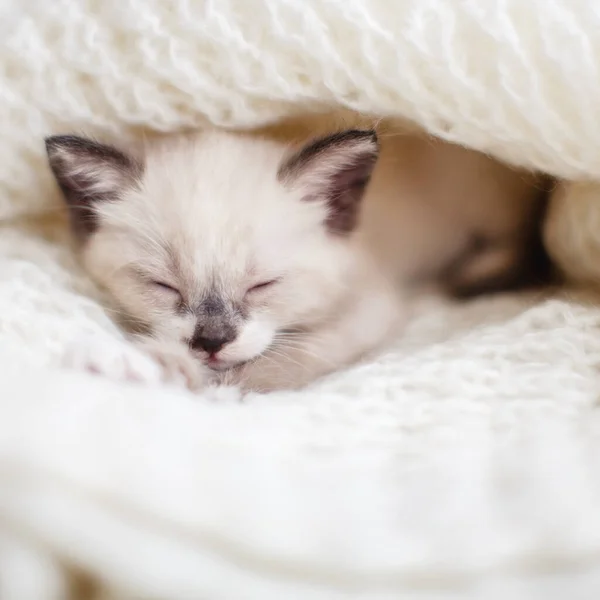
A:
[
  {"left": 62, "top": 334, "right": 163, "bottom": 384},
  {"left": 130, "top": 336, "right": 210, "bottom": 392},
  {"left": 62, "top": 334, "right": 209, "bottom": 392},
  {"left": 227, "top": 287, "right": 403, "bottom": 393}
]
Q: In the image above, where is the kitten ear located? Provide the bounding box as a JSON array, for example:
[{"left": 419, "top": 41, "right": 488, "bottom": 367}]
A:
[
  {"left": 278, "top": 129, "right": 379, "bottom": 234},
  {"left": 45, "top": 135, "right": 141, "bottom": 237}
]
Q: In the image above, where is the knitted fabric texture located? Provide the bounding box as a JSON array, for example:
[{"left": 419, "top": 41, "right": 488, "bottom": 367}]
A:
[{"left": 2, "top": 2, "right": 600, "bottom": 599}]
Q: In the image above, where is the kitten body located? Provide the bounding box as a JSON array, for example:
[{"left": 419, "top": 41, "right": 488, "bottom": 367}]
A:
[
  {"left": 258, "top": 111, "right": 550, "bottom": 296},
  {"left": 46, "top": 116, "right": 548, "bottom": 392}
]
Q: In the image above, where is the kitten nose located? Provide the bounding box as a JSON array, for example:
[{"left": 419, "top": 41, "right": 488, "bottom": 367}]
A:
[{"left": 192, "top": 335, "right": 231, "bottom": 354}]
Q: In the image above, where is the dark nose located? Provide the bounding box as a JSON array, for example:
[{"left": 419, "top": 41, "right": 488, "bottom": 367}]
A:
[{"left": 191, "top": 335, "right": 232, "bottom": 354}]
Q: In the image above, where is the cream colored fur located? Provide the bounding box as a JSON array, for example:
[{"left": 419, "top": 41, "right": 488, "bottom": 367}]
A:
[
  {"left": 50, "top": 120, "right": 545, "bottom": 392},
  {"left": 54, "top": 129, "right": 402, "bottom": 392}
]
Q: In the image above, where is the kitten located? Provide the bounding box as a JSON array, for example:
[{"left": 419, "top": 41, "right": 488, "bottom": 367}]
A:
[
  {"left": 45, "top": 122, "right": 548, "bottom": 392},
  {"left": 46, "top": 128, "right": 403, "bottom": 392}
]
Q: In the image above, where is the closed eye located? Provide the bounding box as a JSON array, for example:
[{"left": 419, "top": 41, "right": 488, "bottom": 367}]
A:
[
  {"left": 151, "top": 281, "right": 181, "bottom": 297},
  {"left": 246, "top": 280, "right": 278, "bottom": 294}
]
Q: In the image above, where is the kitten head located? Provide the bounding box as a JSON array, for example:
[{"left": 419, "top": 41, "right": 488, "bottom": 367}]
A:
[{"left": 46, "top": 128, "right": 379, "bottom": 370}]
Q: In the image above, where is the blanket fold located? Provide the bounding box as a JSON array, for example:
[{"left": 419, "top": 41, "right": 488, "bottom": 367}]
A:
[{"left": 3, "top": 1, "right": 600, "bottom": 597}]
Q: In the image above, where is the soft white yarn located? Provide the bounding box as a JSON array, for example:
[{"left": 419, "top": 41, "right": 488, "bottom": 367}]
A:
[
  {"left": 5, "top": 0, "right": 600, "bottom": 218},
  {"left": 3, "top": 1, "right": 600, "bottom": 598}
]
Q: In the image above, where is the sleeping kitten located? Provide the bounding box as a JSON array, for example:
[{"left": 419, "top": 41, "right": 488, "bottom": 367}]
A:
[
  {"left": 46, "top": 129, "right": 402, "bottom": 392},
  {"left": 45, "top": 123, "right": 548, "bottom": 392}
]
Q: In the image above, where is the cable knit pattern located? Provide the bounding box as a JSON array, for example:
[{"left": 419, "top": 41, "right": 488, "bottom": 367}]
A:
[
  {"left": 3, "top": 1, "right": 600, "bottom": 598},
  {"left": 5, "top": 1, "right": 600, "bottom": 215}
]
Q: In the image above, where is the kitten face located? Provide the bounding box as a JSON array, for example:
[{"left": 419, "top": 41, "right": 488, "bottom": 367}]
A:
[{"left": 46, "top": 129, "right": 379, "bottom": 370}]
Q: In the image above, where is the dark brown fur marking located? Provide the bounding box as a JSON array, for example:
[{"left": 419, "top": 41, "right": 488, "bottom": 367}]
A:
[
  {"left": 442, "top": 179, "right": 557, "bottom": 299},
  {"left": 45, "top": 135, "right": 142, "bottom": 239},
  {"left": 278, "top": 129, "right": 379, "bottom": 235}
]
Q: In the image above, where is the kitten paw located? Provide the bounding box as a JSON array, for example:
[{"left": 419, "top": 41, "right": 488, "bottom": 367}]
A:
[
  {"left": 62, "top": 334, "right": 164, "bottom": 386},
  {"left": 133, "top": 338, "right": 209, "bottom": 392},
  {"left": 62, "top": 335, "right": 208, "bottom": 392}
]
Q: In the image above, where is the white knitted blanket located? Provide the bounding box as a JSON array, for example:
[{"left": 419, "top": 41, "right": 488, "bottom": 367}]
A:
[{"left": 3, "top": 2, "right": 600, "bottom": 599}]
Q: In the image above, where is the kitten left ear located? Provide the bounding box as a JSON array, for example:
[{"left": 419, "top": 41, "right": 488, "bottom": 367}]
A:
[
  {"left": 45, "top": 134, "right": 141, "bottom": 237},
  {"left": 278, "top": 129, "right": 379, "bottom": 235}
]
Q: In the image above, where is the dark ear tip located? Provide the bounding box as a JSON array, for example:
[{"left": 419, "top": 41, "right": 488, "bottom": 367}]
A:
[
  {"left": 45, "top": 134, "right": 98, "bottom": 158},
  {"left": 343, "top": 129, "right": 378, "bottom": 145},
  {"left": 45, "top": 133, "right": 81, "bottom": 143},
  {"left": 44, "top": 135, "right": 61, "bottom": 153},
  {"left": 363, "top": 129, "right": 378, "bottom": 143},
  {"left": 366, "top": 129, "right": 379, "bottom": 150},
  {"left": 344, "top": 129, "right": 380, "bottom": 157},
  {"left": 45, "top": 135, "right": 76, "bottom": 157}
]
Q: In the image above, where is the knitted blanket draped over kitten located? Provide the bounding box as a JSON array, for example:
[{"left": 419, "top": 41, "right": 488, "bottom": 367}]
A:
[{"left": 2, "top": 2, "right": 600, "bottom": 599}]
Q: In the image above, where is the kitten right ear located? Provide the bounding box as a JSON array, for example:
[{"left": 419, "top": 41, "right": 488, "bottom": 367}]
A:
[
  {"left": 45, "top": 135, "right": 141, "bottom": 237},
  {"left": 277, "top": 129, "right": 379, "bottom": 235}
]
